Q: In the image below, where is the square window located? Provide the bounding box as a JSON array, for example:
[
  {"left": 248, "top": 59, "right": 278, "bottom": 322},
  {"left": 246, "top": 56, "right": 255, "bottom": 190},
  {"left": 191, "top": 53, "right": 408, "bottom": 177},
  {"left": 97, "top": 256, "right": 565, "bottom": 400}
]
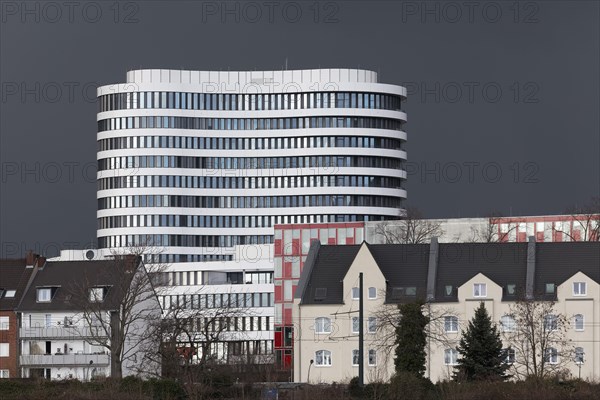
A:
[
  {"left": 444, "top": 316, "right": 459, "bottom": 333},
  {"left": 0, "top": 369, "right": 9, "bottom": 378},
  {"left": 545, "top": 283, "right": 555, "bottom": 294},
  {"left": 89, "top": 287, "right": 104, "bottom": 302},
  {"left": 473, "top": 283, "right": 487, "bottom": 298},
  {"left": 573, "top": 282, "right": 586, "bottom": 296},
  {"left": 37, "top": 288, "right": 52, "bottom": 302}
]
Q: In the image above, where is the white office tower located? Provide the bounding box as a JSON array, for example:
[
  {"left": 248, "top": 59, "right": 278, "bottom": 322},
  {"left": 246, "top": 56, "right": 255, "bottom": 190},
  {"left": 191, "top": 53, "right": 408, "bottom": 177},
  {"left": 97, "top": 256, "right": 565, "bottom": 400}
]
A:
[
  {"left": 96, "top": 68, "right": 407, "bottom": 263},
  {"left": 95, "top": 68, "right": 407, "bottom": 362}
]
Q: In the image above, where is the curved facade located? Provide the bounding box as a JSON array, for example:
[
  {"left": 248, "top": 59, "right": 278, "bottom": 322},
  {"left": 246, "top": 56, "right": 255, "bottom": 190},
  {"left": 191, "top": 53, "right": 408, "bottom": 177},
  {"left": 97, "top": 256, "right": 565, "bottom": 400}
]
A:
[{"left": 96, "top": 69, "right": 407, "bottom": 262}]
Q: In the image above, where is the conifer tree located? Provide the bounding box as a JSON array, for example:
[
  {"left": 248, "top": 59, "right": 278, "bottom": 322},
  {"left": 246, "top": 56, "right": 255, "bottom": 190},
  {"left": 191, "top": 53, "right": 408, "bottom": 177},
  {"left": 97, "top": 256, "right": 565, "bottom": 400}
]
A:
[
  {"left": 454, "top": 302, "right": 509, "bottom": 381},
  {"left": 395, "top": 302, "right": 429, "bottom": 377}
]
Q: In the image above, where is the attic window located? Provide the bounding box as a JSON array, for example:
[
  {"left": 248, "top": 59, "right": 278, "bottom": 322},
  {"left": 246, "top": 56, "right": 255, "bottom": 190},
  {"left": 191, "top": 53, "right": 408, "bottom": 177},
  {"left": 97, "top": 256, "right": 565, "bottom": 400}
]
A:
[
  {"left": 391, "top": 287, "right": 417, "bottom": 299},
  {"left": 545, "top": 283, "right": 556, "bottom": 295},
  {"left": 444, "top": 285, "right": 454, "bottom": 296},
  {"left": 37, "top": 288, "right": 53, "bottom": 302},
  {"left": 314, "top": 288, "right": 327, "bottom": 301},
  {"left": 5, "top": 290, "right": 16, "bottom": 298},
  {"left": 505, "top": 284, "right": 516, "bottom": 296},
  {"left": 89, "top": 287, "right": 106, "bottom": 303}
]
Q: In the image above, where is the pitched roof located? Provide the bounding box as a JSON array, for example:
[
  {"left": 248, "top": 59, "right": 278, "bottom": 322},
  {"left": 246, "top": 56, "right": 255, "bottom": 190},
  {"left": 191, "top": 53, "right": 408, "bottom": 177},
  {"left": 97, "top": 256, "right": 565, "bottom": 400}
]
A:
[
  {"left": 0, "top": 258, "right": 34, "bottom": 310},
  {"left": 17, "top": 256, "right": 141, "bottom": 312},
  {"left": 434, "top": 242, "right": 529, "bottom": 302}
]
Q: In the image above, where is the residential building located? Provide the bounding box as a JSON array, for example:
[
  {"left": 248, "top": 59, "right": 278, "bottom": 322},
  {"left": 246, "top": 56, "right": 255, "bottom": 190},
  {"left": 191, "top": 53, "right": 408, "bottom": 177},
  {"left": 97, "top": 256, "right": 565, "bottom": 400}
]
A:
[
  {"left": 274, "top": 214, "right": 599, "bottom": 369},
  {"left": 292, "top": 240, "right": 600, "bottom": 383},
  {"left": 0, "top": 253, "right": 43, "bottom": 378},
  {"left": 16, "top": 255, "right": 160, "bottom": 380}
]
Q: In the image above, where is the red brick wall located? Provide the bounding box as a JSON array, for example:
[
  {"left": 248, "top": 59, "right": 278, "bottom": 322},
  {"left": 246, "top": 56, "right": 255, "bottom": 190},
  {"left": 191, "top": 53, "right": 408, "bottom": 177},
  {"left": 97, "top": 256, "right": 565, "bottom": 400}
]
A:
[{"left": 0, "top": 311, "right": 18, "bottom": 378}]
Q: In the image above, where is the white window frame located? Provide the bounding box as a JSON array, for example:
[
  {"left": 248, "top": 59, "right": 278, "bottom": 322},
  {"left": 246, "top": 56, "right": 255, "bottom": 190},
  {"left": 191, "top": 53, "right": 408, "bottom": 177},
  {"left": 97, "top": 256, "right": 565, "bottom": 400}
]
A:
[
  {"left": 544, "top": 314, "right": 558, "bottom": 331},
  {"left": 500, "top": 315, "right": 516, "bottom": 332},
  {"left": 314, "top": 317, "right": 331, "bottom": 334},
  {"left": 0, "top": 316, "right": 8, "bottom": 331},
  {"left": 37, "top": 288, "right": 52, "bottom": 302},
  {"left": 367, "top": 317, "right": 377, "bottom": 333},
  {"left": 0, "top": 343, "right": 9, "bottom": 357},
  {"left": 503, "top": 348, "right": 516, "bottom": 364},
  {"left": 315, "top": 349, "right": 332, "bottom": 366},
  {"left": 544, "top": 347, "right": 558, "bottom": 364},
  {"left": 352, "top": 349, "right": 359, "bottom": 366},
  {"left": 573, "top": 282, "right": 586, "bottom": 296},
  {"left": 368, "top": 349, "right": 377, "bottom": 366},
  {"left": 574, "top": 347, "right": 584, "bottom": 364},
  {"left": 473, "top": 283, "right": 487, "bottom": 298},
  {"left": 351, "top": 287, "right": 359, "bottom": 300},
  {"left": 89, "top": 287, "right": 104, "bottom": 302},
  {"left": 0, "top": 369, "right": 9, "bottom": 378},
  {"left": 368, "top": 287, "right": 377, "bottom": 299},
  {"left": 444, "top": 348, "right": 458, "bottom": 365},
  {"left": 574, "top": 314, "right": 584, "bottom": 331},
  {"left": 444, "top": 316, "right": 459, "bottom": 333},
  {"left": 351, "top": 316, "right": 359, "bottom": 334}
]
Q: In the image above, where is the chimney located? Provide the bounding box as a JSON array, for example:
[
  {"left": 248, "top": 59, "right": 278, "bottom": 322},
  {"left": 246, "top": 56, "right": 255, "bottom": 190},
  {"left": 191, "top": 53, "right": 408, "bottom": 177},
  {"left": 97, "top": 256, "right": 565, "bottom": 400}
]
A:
[
  {"left": 25, "top": 251, "right": 37, "bottom": 268},
  {"left": 525, "top": 236, "right": 536, "bottom": 300},
  {"left": 426, "top": 237, "right": 439, "bottom": 302}
]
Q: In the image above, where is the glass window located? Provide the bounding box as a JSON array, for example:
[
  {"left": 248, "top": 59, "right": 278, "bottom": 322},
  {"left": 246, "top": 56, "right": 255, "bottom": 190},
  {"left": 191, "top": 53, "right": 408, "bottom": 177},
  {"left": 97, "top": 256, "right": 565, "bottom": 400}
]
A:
[
  {"left": 500, "top": 315, "right": 516, "bottom": 332},
  {"left": 368, "top": 287, "right": 376, "bottom": 299},
  {"left": 544, "top": 347, "right": 558, "bottom": 364},
  {"left": 352, "top": 349, "right": 359, "bottom": 366},
  {"left": 574, "top": 314, "right": 584, "bottom": 331},
  {"left": 544, "top": 314, "right": 558, "bottom": 331},
  {"left": 315, "top": 350, "right": 332, "bottom": 366},
  {"left": 368, "top": 317, "right": 377, "bottom": 333},
  {"left": 351, "top": 317, "right": 359, "bottom": 333},
  {"left": 573, "top": 282, "right": 586, "bottom": 296},
  {"left": 368, "top": 349, "right": 377, "bottom": 366},
  {"left": 575, "top": 347, "right": 584, "bottom": 364},
  {"left": 503, "top": 348, "right": 516, "bottom": 364},
  {"left": 352, "top": 287, "right": 360, "bottom": 300},
  {"left": 445, "top": 316, "right": 459, "bottom": 333},
  {"left": 444, "top": 349, "right": 458, "bottom": 365},
  {"left": 473, "top": 283, "right": 487, "bottom": 297},
  {"left": 89, "top": 287, "right": 104, "bottom": 302},
  {"left": 37, "top": 288, "right": 52, "bottom": 302},
  {"left": 315, "top": 317, "right": 331, "bottom": 334}
]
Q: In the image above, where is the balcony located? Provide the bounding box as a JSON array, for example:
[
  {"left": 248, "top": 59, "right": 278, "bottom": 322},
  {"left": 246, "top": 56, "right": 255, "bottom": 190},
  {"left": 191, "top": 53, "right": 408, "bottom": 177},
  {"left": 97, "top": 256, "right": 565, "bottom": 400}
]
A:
[
  {"left": 20, "top": 326, "right": 104, "bottom": 339},
  {"left": 20, "top": 353, "right": 110, "bottom": 366}
]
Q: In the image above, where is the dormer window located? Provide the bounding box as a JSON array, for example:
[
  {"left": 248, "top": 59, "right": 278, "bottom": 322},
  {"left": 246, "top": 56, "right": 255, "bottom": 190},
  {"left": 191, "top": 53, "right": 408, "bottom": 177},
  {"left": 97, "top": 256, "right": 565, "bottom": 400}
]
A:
[
  {"left": 89, "top": 287, "right": 106, "bottom": 303},
  {"left": 545, "top": 283, "right": 555, "bottom": 295},
  {"left": 505, "top": 284, "right": 516, "bottom": 296},
  {"left": 37, "top": 288, "right": 53, "bottom": 302}
]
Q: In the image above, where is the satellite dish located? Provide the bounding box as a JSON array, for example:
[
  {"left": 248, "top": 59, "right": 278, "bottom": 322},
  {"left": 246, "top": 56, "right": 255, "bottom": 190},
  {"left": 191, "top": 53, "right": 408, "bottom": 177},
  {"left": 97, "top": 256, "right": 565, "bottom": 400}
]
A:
[{"left": 85, "top": 250, "right": 95, "bottom": 260}]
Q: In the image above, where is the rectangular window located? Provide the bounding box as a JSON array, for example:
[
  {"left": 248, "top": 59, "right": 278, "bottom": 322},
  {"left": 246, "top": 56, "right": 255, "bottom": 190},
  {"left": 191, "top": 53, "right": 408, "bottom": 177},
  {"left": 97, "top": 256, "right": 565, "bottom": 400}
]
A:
[
  {"left": 0, "top": 317, "right": 8, "bottom": 331},
  {"left": 444, "top": 349, "right": 458, "bottom": 365},
  {"left": 89, "top": 287, "right": 104, "bottom": 302},
  {"left": 473, "top": 283, "right": 487, "bottom": 298},
  {"left": 368, "top": 317, "right": 377, "bottom": 333},
  {"left": 352, "top": 317, "right": 359, "bottom": 333},
  {"left": 0, "top": 370, "right": 8, "bottom": 378},
  {"left": 0, "top": 343, "right": 8, "bottom": 357},
  {"left": 368, "top": 349, "right": 377, "bottom": 366},
  {"left": 352, "top": 349, "right": 359, "bottom": 366},
  {"left": 368, "top": 287, "right": 377, "bottom": 299},
  {"left": 352, "top": 287, "right": 360, "bottom": 300},
  {"left": 573, "top": 282, "right": 586, "bottom": 296},
  {"left": 37, "top": 288, "right": 52, "bottom": 302}
]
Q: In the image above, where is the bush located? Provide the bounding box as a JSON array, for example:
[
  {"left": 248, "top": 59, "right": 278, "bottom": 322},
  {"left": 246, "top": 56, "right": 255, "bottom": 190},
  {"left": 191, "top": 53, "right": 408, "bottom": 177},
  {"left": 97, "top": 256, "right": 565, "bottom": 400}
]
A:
[{"left": 388, "top": 372, "right": 434, "bottom": 400}]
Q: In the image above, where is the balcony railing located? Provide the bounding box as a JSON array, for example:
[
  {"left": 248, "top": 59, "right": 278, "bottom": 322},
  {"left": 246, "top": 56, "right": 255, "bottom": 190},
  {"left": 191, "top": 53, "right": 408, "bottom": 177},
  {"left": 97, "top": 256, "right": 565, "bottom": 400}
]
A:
[
  {"left": 20, "top": 326, "right": 105, "bottom": 339},
  {"left": 20, "top": 353, "right": 110, "bottom": 366}
]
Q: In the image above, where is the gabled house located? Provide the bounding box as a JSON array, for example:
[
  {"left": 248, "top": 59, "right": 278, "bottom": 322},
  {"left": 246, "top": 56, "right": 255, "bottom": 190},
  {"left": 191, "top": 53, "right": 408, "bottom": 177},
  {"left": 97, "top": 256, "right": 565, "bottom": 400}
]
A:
[
  {"left": 0, "top": 253, "right": 43, "bottom": 378},
  {"left": 16, "top": 255, "right": 161, "bottom": 380},
  {"left": 293, "top": 240, "right": 600, "bottom": 383}
]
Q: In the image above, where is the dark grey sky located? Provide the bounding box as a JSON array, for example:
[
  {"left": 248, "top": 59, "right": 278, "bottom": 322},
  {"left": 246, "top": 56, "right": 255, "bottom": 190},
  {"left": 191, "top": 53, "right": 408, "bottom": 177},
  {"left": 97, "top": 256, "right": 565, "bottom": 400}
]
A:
[{"left": 1, "top": 1, "right": 599, "bottom": 257}]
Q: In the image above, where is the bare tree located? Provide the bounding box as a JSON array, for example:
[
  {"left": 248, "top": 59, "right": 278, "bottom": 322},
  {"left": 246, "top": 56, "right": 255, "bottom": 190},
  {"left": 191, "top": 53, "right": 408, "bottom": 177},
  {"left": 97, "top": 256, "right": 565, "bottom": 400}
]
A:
[
  {"left": 501, "top": 298, "right": 574, "bottom": 379},
  {"left": 66, "top": 249, "right": 162, "bottom": 378},
  {"left": 552, "top": 197, "right": 600, "bottom": 241},
  {"left": 469, "top": 212, "right": 517, "bottom": 242},
  {"left": 373, "top": 207, "right": 445, "bottom": 244}
]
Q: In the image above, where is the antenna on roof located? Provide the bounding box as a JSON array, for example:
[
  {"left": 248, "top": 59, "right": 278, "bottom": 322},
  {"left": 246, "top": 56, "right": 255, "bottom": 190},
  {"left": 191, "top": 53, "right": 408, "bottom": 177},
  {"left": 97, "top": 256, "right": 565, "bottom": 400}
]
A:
[{"left": 285, "top": 58, "right": 288, "bottom": 70}]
